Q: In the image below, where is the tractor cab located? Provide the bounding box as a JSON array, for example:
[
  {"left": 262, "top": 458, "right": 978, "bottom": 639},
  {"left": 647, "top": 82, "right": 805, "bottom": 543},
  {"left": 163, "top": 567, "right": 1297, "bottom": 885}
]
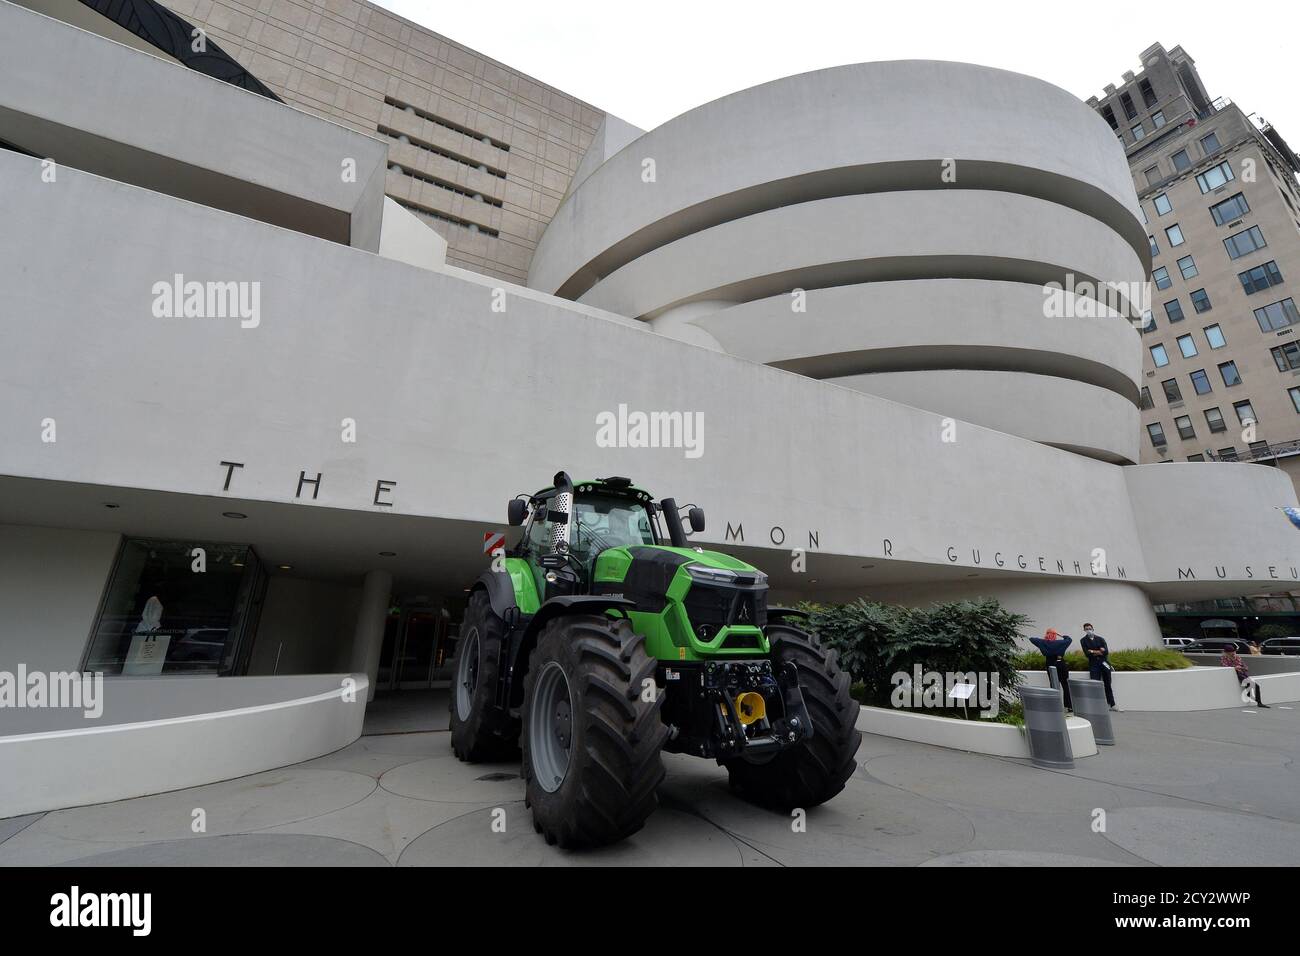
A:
[{"left": 510, "top": 474, "right": 702, "bottom": 600}]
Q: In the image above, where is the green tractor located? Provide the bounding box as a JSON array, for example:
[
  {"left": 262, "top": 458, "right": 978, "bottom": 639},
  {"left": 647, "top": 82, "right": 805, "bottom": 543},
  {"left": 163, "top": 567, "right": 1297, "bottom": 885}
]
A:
[{"left": 449, "top": 472, "right": 861, "bottom": 847}]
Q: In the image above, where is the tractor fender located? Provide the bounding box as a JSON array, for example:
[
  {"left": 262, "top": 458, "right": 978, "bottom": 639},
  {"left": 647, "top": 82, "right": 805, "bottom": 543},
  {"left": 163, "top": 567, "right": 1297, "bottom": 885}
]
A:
[
  {"left": 767, "top": 606, "right": 810, "bottom": 626},
  {"left": 507, "top": 595, "right": 637, "bottom": 708},
  {"left": 474, "top": 568, "right": 519, "bottom": 620}
]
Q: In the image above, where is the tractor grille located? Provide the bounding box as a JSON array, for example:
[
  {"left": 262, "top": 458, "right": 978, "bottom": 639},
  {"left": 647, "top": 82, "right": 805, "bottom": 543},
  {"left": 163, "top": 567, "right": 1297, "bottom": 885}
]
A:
[{"left": 684, "top": 582, "right": 768, "bottom": 639}]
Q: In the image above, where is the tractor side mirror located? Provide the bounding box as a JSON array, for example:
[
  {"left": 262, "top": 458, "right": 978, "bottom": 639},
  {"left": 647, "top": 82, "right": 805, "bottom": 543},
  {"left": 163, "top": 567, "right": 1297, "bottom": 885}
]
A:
[
  {"left": 688, "top": 507, "right": 706, "bottom": 533},
  {"left": 508, "top": 498, "right": 528, "bottom": 526}
]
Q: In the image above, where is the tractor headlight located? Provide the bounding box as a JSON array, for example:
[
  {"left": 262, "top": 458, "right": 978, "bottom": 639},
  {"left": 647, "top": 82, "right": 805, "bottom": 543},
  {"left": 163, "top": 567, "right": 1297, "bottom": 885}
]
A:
[
  {"left": 685, "top": 565, "right": 767, "bottom": 587},
  {"left": 686, "top": 564, "right": 738, "bottom": 585}
]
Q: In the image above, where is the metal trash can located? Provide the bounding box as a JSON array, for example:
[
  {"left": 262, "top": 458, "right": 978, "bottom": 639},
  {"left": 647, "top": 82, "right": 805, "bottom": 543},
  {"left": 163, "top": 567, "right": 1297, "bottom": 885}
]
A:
[
  {"left": 1071, "top": 678, "right": 1114, "bottom": 746},
  {"left": 1019, "top": 684, "right": 1074, "bottom": 769}
]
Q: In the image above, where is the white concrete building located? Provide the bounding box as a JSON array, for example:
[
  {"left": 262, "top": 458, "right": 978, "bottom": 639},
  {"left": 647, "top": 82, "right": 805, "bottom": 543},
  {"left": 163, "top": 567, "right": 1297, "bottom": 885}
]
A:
[{"left": 2, "top": 0, "right": 1298, "bottom": 814}]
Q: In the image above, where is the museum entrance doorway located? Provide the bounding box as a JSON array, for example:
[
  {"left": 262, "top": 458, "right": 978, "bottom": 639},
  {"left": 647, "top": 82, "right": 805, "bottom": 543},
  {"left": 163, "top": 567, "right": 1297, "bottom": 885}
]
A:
[{"left": 377, "top": 603, "right": 453, "bottom": 691}]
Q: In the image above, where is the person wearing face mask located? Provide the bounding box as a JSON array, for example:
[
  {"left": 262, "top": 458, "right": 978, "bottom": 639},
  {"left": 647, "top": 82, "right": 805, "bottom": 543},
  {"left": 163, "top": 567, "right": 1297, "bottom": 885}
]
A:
[{"left": 1079, "top": 622, "right": 1117, "bottom": 710}]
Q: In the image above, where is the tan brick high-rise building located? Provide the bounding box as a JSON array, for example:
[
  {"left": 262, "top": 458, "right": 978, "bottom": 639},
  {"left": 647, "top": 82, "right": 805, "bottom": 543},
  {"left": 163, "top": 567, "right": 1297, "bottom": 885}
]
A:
[
  {"left": 1089, "top": 44, "right": 1300, "bottom": 489},
  {"left": 153, "top": 0, "right": 615, "bottom": 283}
]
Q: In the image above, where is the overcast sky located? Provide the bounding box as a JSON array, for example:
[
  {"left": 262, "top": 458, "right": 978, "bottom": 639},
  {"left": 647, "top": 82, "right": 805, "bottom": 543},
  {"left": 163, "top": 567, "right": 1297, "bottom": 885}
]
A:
[{"left": 375, "top": 0, "right": 1297, "bottom": 147}]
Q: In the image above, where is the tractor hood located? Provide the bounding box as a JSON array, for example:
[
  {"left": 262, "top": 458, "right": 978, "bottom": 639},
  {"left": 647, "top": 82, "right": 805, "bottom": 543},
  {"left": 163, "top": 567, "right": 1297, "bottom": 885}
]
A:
[{"left": 592, "top": 545, "right": 767, "bottom": 597}]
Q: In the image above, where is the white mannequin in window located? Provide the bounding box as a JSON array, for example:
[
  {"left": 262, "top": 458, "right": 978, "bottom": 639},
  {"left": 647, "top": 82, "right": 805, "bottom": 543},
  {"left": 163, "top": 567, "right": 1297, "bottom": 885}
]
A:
[{"left": 134, "top": 595, "right": 163, "bottom": 634}]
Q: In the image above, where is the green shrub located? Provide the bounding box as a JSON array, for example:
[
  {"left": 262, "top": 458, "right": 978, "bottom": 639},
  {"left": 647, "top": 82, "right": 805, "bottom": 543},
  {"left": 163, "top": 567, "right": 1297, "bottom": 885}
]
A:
[
  {"left": 803, "top": 597, "right": 1027, "bottom": 713},
  {"left": 1254, "top": 623, "right": 1292, "bottom": 643},
  {"left": 1012, "top": 647, "right": 1191, "bottom": 672}
]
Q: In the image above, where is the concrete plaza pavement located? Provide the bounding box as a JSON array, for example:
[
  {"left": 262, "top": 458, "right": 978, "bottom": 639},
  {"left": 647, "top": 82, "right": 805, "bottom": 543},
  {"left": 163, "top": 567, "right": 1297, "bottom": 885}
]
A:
[{"left": 3, "top": 692, "right": 1299, "bottom": 866}]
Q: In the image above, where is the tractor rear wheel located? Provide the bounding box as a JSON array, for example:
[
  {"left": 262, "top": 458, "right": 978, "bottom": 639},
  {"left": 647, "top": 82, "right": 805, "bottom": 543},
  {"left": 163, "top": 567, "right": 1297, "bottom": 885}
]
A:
[
  {"left": 724, "top": 623, "right": 861, "bottom": 809},
  {"left": 448, "top": 590, "right": 519, "bottom": 761},
  {"left": 521, "top": 614, "right": 669, "bottom": 848}
]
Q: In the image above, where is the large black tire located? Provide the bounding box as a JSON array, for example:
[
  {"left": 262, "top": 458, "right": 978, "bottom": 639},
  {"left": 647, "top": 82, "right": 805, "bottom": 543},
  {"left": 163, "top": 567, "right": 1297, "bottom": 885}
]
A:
[
  {"left": 521, "top": 614, "right": 669, "bottom": 848},
  {"left": 448, "top": 590, "right": 519, "bottom": 761},
  {"left": 725, "top": 623, "right": 861, "bottom": 809}
]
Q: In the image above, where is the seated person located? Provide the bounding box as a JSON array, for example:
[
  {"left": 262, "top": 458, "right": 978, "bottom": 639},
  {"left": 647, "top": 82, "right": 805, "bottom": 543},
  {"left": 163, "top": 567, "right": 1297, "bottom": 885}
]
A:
[{"left": 1222, "top": 646, "right": 1268, "bottom": 708}]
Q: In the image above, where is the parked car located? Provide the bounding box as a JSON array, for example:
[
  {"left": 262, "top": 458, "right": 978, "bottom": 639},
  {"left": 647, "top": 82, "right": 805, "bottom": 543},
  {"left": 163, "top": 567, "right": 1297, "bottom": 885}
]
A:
[
  {"left": 1261, "top": 637, "right": 1300, "bottom": 656},
  {"left": 1162, "top": 636, "right": 1196, "bottom": 649},
  {"left": 1180, "top": 638, "right": 1250, "bottom": 655}
]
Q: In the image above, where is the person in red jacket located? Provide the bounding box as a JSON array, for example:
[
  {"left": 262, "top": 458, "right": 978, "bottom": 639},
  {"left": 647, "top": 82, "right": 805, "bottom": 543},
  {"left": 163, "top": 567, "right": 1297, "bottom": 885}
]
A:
[
  {"left": 1222, "top": 646, "right": 1269, "bottom": 708},
  {"left": 1029, "top": 628, "right": 1073, "bottom": 712}
]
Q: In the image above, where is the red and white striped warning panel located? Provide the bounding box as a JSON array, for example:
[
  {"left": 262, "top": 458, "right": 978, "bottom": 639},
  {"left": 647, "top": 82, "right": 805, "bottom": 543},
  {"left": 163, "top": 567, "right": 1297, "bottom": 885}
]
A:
[{"left": 483, "top": 531, "right": 505, "bottom": 554}]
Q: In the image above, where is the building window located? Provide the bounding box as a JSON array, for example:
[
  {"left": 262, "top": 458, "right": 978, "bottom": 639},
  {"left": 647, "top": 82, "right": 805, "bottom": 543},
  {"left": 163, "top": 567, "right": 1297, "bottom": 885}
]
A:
[
  {"left": 1218, "top": 447, "right": 1239, "bottom": 461},
  {"left": 1164, "top": 299, "right": 1184, "bottom": 323},
  {"left": 1152, "top": 110, "right": 1166, "bottom": 129},
  {"left": 1165, "top": 223, "right": 1185, "bottom": 247},
  {"left": 1175, "top": 415, "right": 1196, "bottom": 440},
  {"left": 1148, "top": 234, "right": 1160, "bottom": 256},
  {"left": 1233, "top": 400, "right": 1257, "bottom": 425},
  {"left": 1171, "top": 149, "right": 1191, "bottom": 172},
  {"left": 1131, "top": 123, "right": 1146, "bottom": 141},
  {"left": 1147, "top": 422, "right": 1167, "bottom": 446},
  {"left": 1145, "top": 164, "right": 1162, "bottom": 186},
  {"left": 1219, "top": 360, "right": 1242, "bottom": 386},
  {"left": 1239, "top": 260, "right": 1284, "bottom": 295},
  {"left": 1153, "top": 193, "right": 1173, "bottom": 215},
  {"left": 1120, "top": 92, "right": 1138, "bottom": 120},
  {"left": 1178, "top": 255, "right": 1198, "bottom": 279},
  {"left": 1290, "top": 387, "right": 1300, "bottom": 414},
  {"left": 1176, "top": 334, "right": 1197, "bottom": 358},
  {"left": 1163, "top": 377, "right": 1183, "bottom": 402},
  {"left": 1191, "top": 369, "right": 1213, "bottom": 395},
  {"left": 1271, "top": 342, "right": 1300, "bottom": 371},
  {"left": 1150, "top": 343, "right": 1170, "bottom": 367},
  {"left": 1209, "top": 192, "right": 1250, "bottom": 226},
  {"left": 1196, "top": 160, "right": 1235, "bottom": 193},
  {"left": 1189, "top": 288, "right": 1212, "bottom": 313},
  {"left": 1188, "top": 453, "right": 1205, "bottom": 461},
  {"left": 1139, "top": 386, "right": 1154, "bottom": 409},
  {"left": 1200, "top": 131, "right": 1222, "bottom": 154},
  {"left": 1205, "top": 406, "right": 1227, "bottom": 431},
  {"left": 1224, "top": 225, "right": 1267, "bottom": 260},
  {"left": 1140, "top": 78, "right": 1158, "bottom": 108},
  {"left": 1139, "top": 310, "right": 1156, "bottom": 333},
  {"left": 1153, "top": 266, "right": 1172, "bottom": 290},
  {"left": 1204, "top": 324, "right": 1226, "bottom": 349},
  {"left": 1254, "top": 298, "right": 1300, "bottom": 333},
  {"left": 83, "top": 538, "right": 267, "bottom": 676},
  {"left": 1101, "top": 105, "right": 1118, "bottom": 130}
]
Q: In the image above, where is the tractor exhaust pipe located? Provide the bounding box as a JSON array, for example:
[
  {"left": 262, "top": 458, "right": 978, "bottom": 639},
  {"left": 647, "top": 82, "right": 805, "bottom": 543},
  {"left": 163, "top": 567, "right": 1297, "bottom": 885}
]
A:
[
  {"left": 660, "top": 498, "right": 688, "bottom": 548},
  {"left": 549, "top": 471, "right": 574, "bottom": 553}
]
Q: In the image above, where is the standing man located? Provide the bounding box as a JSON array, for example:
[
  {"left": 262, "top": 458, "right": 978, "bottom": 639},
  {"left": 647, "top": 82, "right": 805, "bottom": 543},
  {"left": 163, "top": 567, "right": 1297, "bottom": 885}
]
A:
[
  {"left": 1080, "top": 623, "right": 1118, "bottom": 711},
  {"left": 1029, "top": 628, "right": 1073, "bottom": 712}
]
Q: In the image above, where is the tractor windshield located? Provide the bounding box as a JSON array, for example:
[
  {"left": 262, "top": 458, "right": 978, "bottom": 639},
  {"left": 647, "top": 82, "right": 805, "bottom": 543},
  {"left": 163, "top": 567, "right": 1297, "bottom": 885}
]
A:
[{"left": 570, "top": 493, "right": 656, "bottom": 558}]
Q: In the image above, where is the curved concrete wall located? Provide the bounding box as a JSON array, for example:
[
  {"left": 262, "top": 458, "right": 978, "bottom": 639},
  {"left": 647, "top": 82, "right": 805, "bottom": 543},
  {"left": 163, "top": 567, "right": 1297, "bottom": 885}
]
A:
[
  {"left": 832, "top": 369, "right": 1140, "bottom": 464},
  {"left": 529, "top": 60, "right": 1148, "bottom": 298},
  {"left": 575, "top": 191, "right": 1145, "bottom": 321},
  {"left": 0, "top": 675, "right": 368, "bottom": 817},
  {"left": 3, "top": 150, "right": 1295, "bottom": 613},
  {"left": 696, "top": 280, "right": 1142, "bottom": 400},
  {"left": 1019, "top": 667, "right": 1300, "bottom": 710},
  {"left": 540, "top": 63, "right": 1147, "bottom": 462}
]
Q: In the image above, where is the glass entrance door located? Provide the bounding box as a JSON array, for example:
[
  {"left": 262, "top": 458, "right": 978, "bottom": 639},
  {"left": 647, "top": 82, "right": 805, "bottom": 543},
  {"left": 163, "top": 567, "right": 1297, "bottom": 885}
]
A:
[{"left": 378, "top": 607, "right": 450, "bottom": 690}]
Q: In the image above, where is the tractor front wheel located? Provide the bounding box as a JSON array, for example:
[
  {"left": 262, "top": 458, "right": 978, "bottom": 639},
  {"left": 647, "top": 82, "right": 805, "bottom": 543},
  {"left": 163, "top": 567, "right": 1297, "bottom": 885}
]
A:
[
  {"left": 521, "top": 614, "right": 669, "bottom": 848},
  {"left": 448, "top": 590, "right": 519, "bottom": 761},
  {"left": 724, "top": 623, "right": 861, "bottom": 809}
]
